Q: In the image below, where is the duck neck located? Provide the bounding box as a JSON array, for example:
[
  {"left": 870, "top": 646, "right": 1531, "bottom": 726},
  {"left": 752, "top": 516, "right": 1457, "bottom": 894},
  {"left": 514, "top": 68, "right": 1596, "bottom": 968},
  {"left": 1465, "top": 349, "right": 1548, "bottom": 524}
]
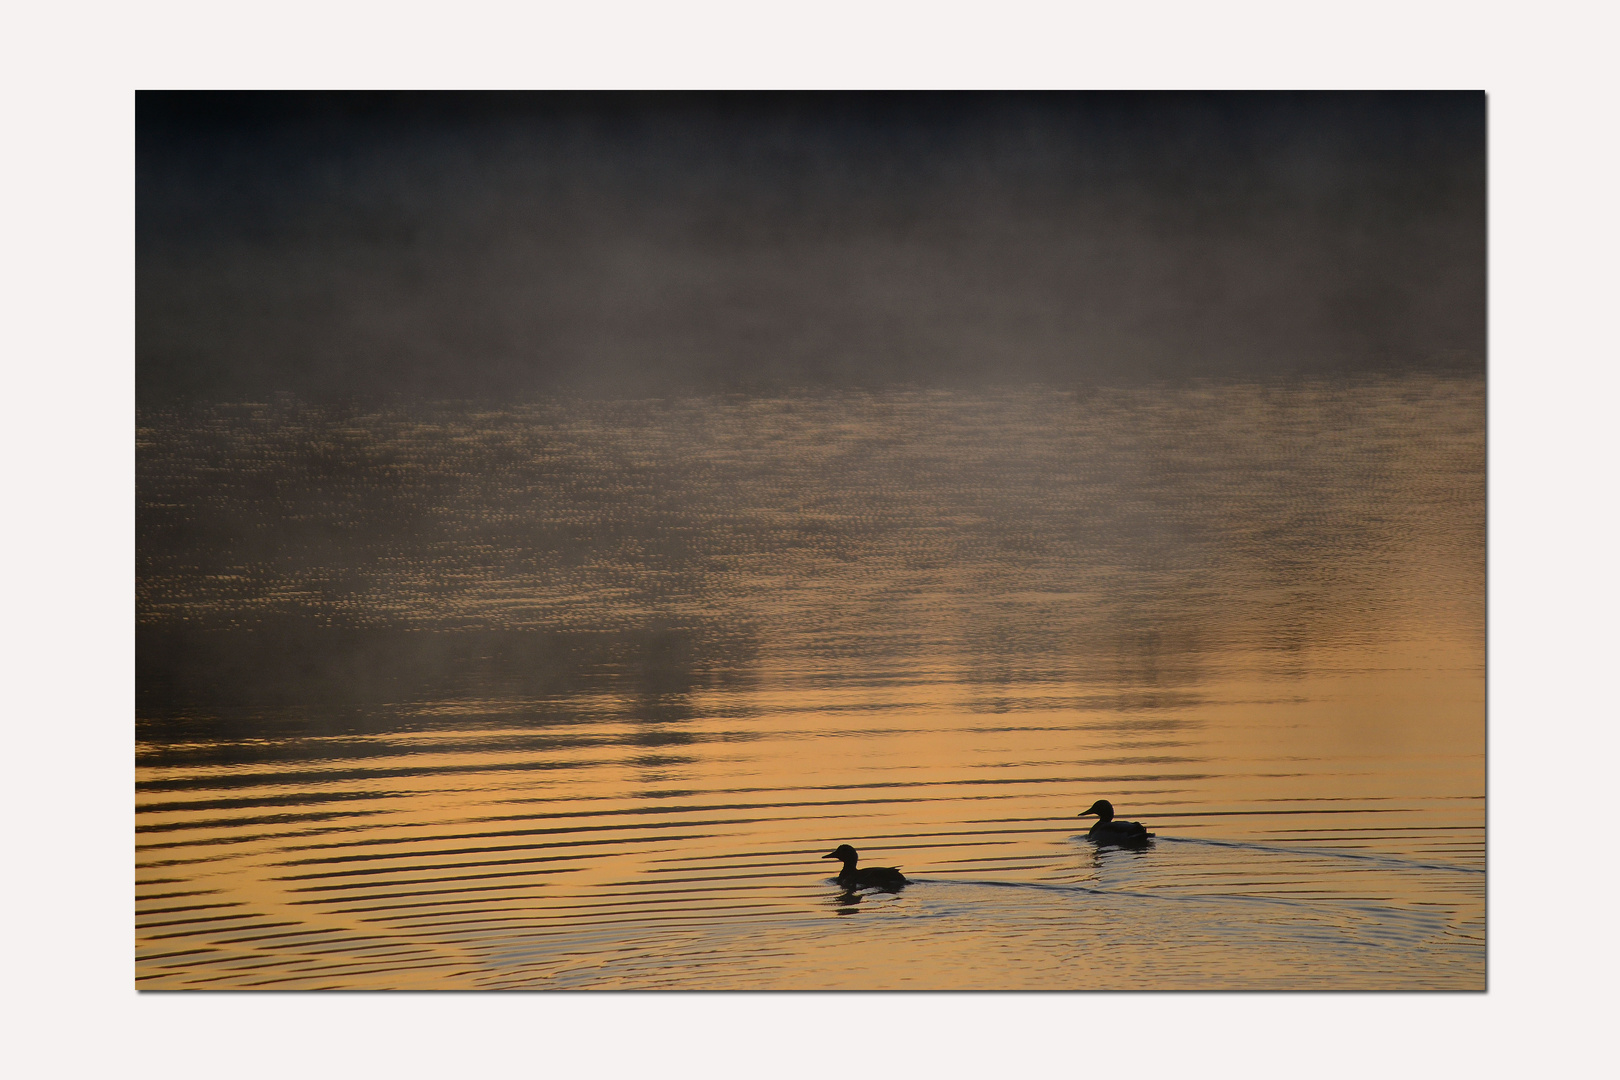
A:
[{"left": 837, "top": 857, "right": 859, "bottom": 879}]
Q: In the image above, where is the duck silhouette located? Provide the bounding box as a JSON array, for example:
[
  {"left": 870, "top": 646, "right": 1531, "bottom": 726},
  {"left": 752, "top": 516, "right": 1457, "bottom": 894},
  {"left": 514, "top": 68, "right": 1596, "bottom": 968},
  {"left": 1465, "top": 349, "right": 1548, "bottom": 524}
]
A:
[
  {"left": 822, "top": 844, "right": 909, "bottom": 890},
  {"left": 1078, "top": 799, "right": 1154, "bottom": 845}
]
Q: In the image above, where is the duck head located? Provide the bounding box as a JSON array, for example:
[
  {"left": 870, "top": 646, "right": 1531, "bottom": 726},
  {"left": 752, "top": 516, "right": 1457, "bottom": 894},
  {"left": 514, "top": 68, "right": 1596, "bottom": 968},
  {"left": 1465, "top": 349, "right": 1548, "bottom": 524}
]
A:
[
  {"left": 1078, "top": 799, "right": 1115, "bottom": 823},
  {"left": 823, "top": 844, "right": 859, "bottom": 865}
]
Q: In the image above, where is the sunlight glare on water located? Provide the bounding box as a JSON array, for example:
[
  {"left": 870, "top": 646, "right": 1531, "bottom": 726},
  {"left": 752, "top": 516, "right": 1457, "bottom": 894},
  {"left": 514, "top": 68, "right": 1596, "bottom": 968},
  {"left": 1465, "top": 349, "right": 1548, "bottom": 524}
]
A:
[{"left": 136, "top": 375, "right": 1484, "bottom": 990}]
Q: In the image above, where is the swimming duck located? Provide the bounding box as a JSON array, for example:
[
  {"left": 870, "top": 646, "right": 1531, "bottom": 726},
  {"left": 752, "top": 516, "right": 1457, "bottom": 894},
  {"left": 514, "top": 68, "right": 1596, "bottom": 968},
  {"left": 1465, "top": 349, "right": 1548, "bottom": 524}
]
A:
[
  {"left": 1078, "top": 799, "right": 1154, "bottom": 845},
  {"left": 822, "top": 844, "right": 909, "bottom": 890}
]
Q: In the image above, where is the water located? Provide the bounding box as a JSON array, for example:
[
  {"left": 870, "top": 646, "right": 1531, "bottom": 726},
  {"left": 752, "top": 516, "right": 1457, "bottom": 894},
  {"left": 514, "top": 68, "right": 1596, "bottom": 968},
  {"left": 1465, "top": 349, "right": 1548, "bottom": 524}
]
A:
[{"left": 136, "top": 374, "right": 1484, "bottom": 990}]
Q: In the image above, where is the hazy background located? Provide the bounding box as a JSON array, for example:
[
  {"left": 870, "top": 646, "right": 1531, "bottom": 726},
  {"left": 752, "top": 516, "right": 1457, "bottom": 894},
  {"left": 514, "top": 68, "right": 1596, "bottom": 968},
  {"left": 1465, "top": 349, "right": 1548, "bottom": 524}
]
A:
[{"left": 137, "top": 91, "right": 1484, "bottom": 400}]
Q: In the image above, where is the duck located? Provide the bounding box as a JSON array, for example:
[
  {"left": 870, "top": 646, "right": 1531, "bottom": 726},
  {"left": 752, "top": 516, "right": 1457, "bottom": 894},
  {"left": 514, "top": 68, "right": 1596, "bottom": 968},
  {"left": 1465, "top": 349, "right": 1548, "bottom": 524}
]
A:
[
  {"left": 1078, "top": 799, "right": 1154, "bottom": 845},
  {"left": 822, "top": 844, "right": 909, "bottom": 890}
]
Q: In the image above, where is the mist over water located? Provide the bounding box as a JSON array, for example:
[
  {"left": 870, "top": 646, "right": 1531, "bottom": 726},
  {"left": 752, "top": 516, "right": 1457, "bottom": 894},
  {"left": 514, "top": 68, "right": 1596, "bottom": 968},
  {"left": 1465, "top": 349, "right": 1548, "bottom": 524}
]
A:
[
  {"left": 137, "top": 92, "right": 1484, "bottom": 399},
  {"left": 137, "top": 377, "right": 1483, "bottom": 990}
]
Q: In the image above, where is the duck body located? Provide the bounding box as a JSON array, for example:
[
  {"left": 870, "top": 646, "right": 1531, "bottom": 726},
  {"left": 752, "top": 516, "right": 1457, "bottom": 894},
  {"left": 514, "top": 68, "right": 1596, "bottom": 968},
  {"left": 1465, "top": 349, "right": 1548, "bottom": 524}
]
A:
[
  {"left": 1078, "top": 799, "right": 1154, "bottom": 845},
  {"left": 823, "top": 844, "right": 909, "bottom": 890}
]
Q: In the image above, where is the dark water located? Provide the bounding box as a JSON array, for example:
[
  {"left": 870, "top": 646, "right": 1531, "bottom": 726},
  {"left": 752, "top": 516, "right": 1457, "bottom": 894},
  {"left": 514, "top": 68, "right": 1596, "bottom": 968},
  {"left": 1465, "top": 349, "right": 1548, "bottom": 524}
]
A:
[{"left": 136, "top": 375, "right": 1484, "bottom": 990}]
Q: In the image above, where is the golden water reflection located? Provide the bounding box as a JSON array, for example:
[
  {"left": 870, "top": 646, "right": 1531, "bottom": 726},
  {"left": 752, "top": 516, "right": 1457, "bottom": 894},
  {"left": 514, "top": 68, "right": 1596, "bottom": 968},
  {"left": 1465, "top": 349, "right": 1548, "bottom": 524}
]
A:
[{"left": 137, "top": 377, "right": 1483, "bottom": 989}]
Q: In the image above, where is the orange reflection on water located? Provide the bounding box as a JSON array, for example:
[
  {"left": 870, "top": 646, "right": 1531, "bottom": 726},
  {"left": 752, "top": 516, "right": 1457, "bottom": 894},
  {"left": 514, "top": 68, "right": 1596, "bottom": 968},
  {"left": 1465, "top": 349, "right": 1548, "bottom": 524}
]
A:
[
  {"left": 138, "top": 378, "right": 1482, "bottom": 989},
  {"left": 138, "top": 629, "right": 1482, "bottom": 990}
]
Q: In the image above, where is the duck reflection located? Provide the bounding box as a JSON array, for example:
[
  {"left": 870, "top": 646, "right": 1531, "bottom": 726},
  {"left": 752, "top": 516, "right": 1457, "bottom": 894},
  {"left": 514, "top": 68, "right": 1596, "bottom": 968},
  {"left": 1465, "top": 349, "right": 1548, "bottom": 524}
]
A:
[{"left": 828, "top": 887, "right": 866, "bottom": 914}]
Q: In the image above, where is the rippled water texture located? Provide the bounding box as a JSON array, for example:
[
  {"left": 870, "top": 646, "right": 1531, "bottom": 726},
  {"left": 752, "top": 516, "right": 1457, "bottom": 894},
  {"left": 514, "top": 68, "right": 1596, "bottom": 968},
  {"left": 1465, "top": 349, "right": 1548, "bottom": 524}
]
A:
[{"left": 136, "top": 376, "right": 1484, "bottom": 990}]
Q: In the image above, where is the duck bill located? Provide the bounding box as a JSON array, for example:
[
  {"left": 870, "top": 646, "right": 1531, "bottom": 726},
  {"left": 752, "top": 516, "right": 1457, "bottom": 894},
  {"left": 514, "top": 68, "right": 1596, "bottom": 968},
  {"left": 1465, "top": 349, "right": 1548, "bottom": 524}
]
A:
[{"left": 822, "top": 851, "right": 841, "bottom": 860}]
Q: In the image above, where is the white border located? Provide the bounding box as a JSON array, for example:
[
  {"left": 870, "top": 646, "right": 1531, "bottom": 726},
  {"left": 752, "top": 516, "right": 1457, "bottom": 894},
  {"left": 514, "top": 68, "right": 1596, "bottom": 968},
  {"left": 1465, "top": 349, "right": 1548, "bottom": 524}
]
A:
[{"left": 6, "top": 1, "right": 1617, "bottom": 1077}]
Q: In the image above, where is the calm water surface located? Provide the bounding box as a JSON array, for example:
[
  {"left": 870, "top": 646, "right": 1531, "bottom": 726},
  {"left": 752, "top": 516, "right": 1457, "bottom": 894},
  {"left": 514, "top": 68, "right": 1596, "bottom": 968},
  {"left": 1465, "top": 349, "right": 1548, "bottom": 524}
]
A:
[{"left": 136, "top": 376, "right": 1484, "bottom": 990}]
